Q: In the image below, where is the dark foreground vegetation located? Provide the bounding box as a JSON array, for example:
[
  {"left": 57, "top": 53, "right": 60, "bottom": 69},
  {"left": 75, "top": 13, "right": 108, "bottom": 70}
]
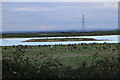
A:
[
  {"left": 2, "top": 30, "right": 120, "bottom": 38},
  {"left": 2, "top": 43, "right": 120, "bottom": 79}
]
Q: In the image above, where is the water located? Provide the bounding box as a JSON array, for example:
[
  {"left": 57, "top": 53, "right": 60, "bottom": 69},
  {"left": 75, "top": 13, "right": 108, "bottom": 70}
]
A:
[{"left": 0, "top": 35, "right": 119, "bottom": 46}]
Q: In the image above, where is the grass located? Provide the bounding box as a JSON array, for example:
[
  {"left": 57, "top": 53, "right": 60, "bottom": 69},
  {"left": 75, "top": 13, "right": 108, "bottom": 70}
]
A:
[
  {"left": 2, "top": 43, "right": 120, "bottom": 78},
  {"left": 2, "top": 30, "right": 120, "bottom": 38},
  {"left": 1, "top": 30, "right": 120, "bottom": 78},
  {"left": 2, "top": 43, "right": 119, "bottom": 67}
]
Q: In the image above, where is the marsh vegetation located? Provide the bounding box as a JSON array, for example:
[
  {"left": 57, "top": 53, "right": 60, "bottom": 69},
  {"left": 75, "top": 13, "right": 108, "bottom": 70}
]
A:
[
  {"left": 23, "top": 38, "right": 100, "bottom": 42},
  {"left": 2, "top": 30, "right": 119, "bottom": 38},
  {"left": 2, "top": 43, "right": 120, "bottom": 79}
]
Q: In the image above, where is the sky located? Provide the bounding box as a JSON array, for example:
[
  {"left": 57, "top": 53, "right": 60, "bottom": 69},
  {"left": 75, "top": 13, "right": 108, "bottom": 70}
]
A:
[
  {"left": 1, "top": 0, "right": 119, "bottom": 2},
  {"left": 2, "top": 2, "right": 118, "bottom": 32}
]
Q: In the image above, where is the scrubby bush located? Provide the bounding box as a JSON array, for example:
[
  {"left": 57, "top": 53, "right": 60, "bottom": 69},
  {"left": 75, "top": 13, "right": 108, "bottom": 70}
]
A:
[{"left": 2, "top": 46, "right": 120, "bottom": 79}]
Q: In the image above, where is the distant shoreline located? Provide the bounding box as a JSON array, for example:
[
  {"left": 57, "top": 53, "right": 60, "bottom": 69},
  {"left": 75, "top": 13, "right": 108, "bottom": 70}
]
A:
[
  {"left": 1, "top": 34, "right": 119, "bottom": 39},
  {"left": 1, "top": 30, "right": 120, "bottom": 38}
]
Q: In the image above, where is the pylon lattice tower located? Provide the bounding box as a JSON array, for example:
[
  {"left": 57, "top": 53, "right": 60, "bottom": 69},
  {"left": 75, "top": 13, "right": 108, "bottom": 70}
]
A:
[{"left": 82, "top": 14, "right": 85, "bottom": 32}]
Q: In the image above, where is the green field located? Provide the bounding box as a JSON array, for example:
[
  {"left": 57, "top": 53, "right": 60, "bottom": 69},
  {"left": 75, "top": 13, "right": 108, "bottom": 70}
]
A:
[
  {"left": 2, "top": 43, "right": 119, "bottom": 67},
  {"left": 2, "top": 43, "right": 120, "bottom": 78},
  {"left": 2, "top": 30, "right": 120, "bottom": 38}
]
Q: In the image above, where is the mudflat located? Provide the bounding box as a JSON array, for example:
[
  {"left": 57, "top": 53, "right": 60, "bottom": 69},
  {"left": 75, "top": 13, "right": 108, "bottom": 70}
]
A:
[{"left": 23, "top": 38, "right": 101, "bottom": 42}]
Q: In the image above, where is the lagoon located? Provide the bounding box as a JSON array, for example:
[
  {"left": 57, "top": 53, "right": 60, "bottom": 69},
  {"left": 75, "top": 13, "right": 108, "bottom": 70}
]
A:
[{"left": 0, "top": 35, "right": 119, "bottom": 46}]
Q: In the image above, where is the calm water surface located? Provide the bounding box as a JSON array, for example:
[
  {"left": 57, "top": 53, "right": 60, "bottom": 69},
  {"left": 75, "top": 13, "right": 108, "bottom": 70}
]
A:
[{"left": 0, "top": 35, "right": 119, "bottom": 46}]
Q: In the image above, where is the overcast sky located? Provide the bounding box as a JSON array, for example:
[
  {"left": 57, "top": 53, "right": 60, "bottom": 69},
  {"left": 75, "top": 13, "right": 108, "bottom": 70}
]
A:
[{"left": 2, "top": 2, "right": 118, "bottom": 32}]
